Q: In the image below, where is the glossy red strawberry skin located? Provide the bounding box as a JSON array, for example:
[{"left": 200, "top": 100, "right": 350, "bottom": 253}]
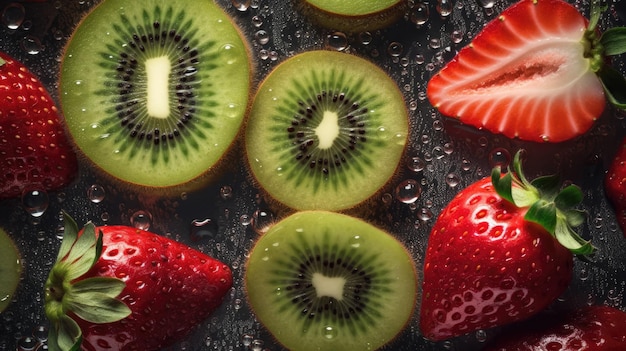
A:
[
  {"left": 605, "top": 137, "right": 626, "bottom": 237},
  {"left": 420, "top": 177, "right": 573, "bottom": 341},
  {"left": 75, "top": 226, "right": 233, "bottom": 351},
  {"left": 484, "top": 305, "right": 626, "bottom": 350},
  {"left": 0, "top": 51, "right": 77, "bottom": 199},
  {"left": 427, "top": 0, "right": 605, "bottom": 143}
]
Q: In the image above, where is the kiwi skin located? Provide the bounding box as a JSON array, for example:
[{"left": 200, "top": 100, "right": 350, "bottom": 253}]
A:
[
  {"left": 58, "top": 0, "right": 254, "bottom": 197},
  {"left": 244, "top": 210, "right": 418, "bottom": 351},
  {"left": 296, "top": 0, "right": 408, "bottom": 33}
]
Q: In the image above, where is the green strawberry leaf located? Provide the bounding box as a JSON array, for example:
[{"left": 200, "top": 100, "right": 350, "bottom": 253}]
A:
[
  {"left": 492, "top": 166, "right": 514, "bottom": 204},
  {"left": 554, "top": 216, "right": 595, "bottom": 255},
  {"left": 57, "top": 212, "right": 79, "bottom": 261},
  {"left": 565, "top": 209, "right": 587, "bottom": 228},
  {"left": 554, "top": 185, "right": 584, "bottom": 210},
  {"left": 65, "top": 222, "right": 97, "bottom": 264},
  {"left": 525, "top": 200, "right": 557, "bottom": 235},
  {"left": 72, "top": 277, "right": 126, "bottom": 298},
  {"left": 67, "top": 290, "right": 131, "bottom": 323},
  {"left": 49, "top": 315, "right": 81, "bottom": 351},
  {"left": 600, "top": 27, "right": 626, "bottom": 56},
  {"left": 598, "top": 65, "right": 626, "bottom": 109}
]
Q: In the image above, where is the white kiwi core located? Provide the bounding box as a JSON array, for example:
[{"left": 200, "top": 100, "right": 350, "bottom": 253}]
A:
[
  {"left": 315, "top": 110, "right": 340, "bottom": 149},
  {"left": 312, "top": 272, "right": 345, "bottom": 300},
  {"left": 145, "top": 56, "right": 171, "bottom": 119}
]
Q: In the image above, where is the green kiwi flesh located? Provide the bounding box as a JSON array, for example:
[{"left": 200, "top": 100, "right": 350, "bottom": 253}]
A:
[
  {"left": 299, "top": 0, "right": 407, "bottom": 32},
  {"left": 245, "top": 211, "right": 417, "bottom": 351},
  {"left": 245, "top": 51, "right": 408, "bottom": 212},
  {"left": 0, "top": 228, "right": 22, "bottom": 312},
  {"left": 60, "top": 0, "right": 251, "bottom": 188}
]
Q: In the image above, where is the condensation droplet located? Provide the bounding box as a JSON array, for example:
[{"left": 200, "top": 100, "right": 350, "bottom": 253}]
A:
[
  {"left": 417, "top": 207, "right": 434, "bottom": 221},
  {"left": 475, "top": 329, "right": 487, "bottom": 342},
  {"left": 395, "top": 179, "right": 422, "bottom": 204},
  {"left": 231, "top": 0, "right": 251, "bottom": 11},
  {"left": 478, "top": 0, "right": 495, "bottom": 8},
  {"left": 407, "top": 156, "right": 426, "bottom": 172},
  {"left": 410, "top": 2, "right": 429, "bottom": 25},
  {"left": 254, "top": 30, "right": 269, "bottom": 45},
  {"left": 220, "top": 185, "right": 233, "bottom": 200},
  {"left": 242, "top": 334, "right": 254, "bottom": 347},
  {"left": 415, "top": 54, "right": 425, "bottom": 64},
  {"left": 2, "top": 3, "right": 25, "bottom": 30},
  {"left": 323, "top": 325, "right": 337, "bottom": 339},
  {"left": 87, "top": 184, "right": 106, "bottom": 203},
  {"left": 130, "top": 210, "right": 152, "bottom": 231},
  {"left": 16, "top": 336, "right": 38, "bottom": 351},
  {"left": 21, "top": 35, "right": 43, "bottom": 55},
  {"left": 359, "top": 31, "right": 372, "bottom": 45},
  {"left": 325, "top": 32, "right": 348, "bottom": 51},
  {"left": 387, "top": 42, "right": 404, "bottom": 57},
  {"left": 252, "top": 209, "right": 274, "bottom": 234},
  {"left": 437, "top": 0, "right": 454, "bottom": 16},
  {"left": 190, "top": 218, "right": 218, "bottom": 241},
  {"left": 251, "top": 15, "right": 263, "bottom": 27},
  {"left": 451, "top": 29, "right": 464, "bottom": 43},
  {"left": 489, "top": 148, "right": 511, "bottom": 169},
  {"left": 250, "top": 339, "right": 264, "bottom": 351},
  {"left": 445, "top": 173, "right": 460, "bottom": 187},
  {"left": 429, "top": 38, "right": 441, "bottom": 49},
  {"left": 22, "top": 189, "right": 49, "bottom": 217}
]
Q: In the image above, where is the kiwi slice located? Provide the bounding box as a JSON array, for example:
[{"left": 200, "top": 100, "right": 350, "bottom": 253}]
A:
[
  {"left": 59, "top": 0, "right": 251, "bottom": 189},
  {"left": 245, "top": 211, "right": 417, "bottom": 351},
  {"left": 298, "top": 0, "right": 407, "bottom": 32},
  {"left": 245, "top": 51, "right": 408, "bottom": 212},
  {"left": 0, "top": 228, "right": 22, "bottom": 313}
]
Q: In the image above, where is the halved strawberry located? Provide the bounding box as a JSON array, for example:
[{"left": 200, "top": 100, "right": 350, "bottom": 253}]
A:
[{"left": 427, "top": 0, "right": 626, "bottom": 143}]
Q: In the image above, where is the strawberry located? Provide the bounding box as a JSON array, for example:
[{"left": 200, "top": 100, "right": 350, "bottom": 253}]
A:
[
  {"left": 420, "top": 150, "right": 594, "bottom": 341},
  {"left": 0, "top": 51, "right": 77, "bottom": 199},
  {"left": 484, "top": 305, "right": 626, "bottom": 350},
  {"left": 44, "top": 212, "right": 233, "bottom": 351},
  {"left": 427, "top": 0, "right": 626, "bottom": 143},
  {"left": 605, "top": 136, "right": 626, "bottom": 237}
]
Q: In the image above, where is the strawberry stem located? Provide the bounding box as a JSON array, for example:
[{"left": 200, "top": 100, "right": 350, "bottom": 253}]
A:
[{"left": 492, "top": 150, "right": 595, "bottom": 256}]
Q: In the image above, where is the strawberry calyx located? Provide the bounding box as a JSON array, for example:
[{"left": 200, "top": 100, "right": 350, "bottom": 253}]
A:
[
  {"left": 583, "top": 0, "right": 626, "bottom": 108},
  {"left": 492, "top": 151, "right": 595, "bottom": 256},
  {"left": 44, "top": 212, "right": 131, "bottom": 351}
]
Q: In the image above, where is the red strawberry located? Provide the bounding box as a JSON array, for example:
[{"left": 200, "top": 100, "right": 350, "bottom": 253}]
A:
[
  {"left": 605, "top": 137, "right": 626, "bottom": 237},
  {"left": 420, "top": 150, "right": 594, "bottom": 341},
  {"left": 427, "top": 0, "right": 626, "bottom": 143},
  {"left": 484, "top": 305, "right": 626, "bottom": 350},
  {"left": 44, "top": 212, "right": 233, "bottom": 351},
  {"left": 0, "top": 51, "right": 77, "bottom": 199}
]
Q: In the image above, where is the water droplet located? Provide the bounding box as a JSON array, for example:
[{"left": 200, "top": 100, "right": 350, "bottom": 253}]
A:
[
  {"left": 387, "top": 42, "right": 404, "bottom": 57},
  {"left": 451, "top": 30, "right": 464, "bottom": 43},
  {"left": 251, "top": 15, "right": 263, "bottom": 27},
  {"left": 410, "top": 2, "right": 429, "bottom": 25},
  {"left": 32, "top": 325, "right": 48, "bottom": 342},
  {"left": 220, "top": 185, "right": 233, "bottom": 200},
  {"left": 437, "top": 0, "right": 454, "bottom": 16},
  {"left": 16, "top": 336, "right": 38, "bottom": 351},
  {"left": 462, "top": 158, "right": 472, "bottom": 171},
  {"left": 190, "top": 218, "right": 218, "bottom": 241},
  {"left": 325, "top": 32, "right": 348, "bottom": 51},
  {"left": 407, "top": 156, "right": 426, "bottom": 172},
  {"left": 130, "top": 210, "right": 152, "bottom": 230},
  {"left": 250, "top": 339, "right": 264, "bottom": 351},
  {"left": 381, "top": 192, "right": 393, "bottom": 205},
  {"left": 445, "top": 173, "right": 460, "bottom": 187},
  {"left": 233, "top": 298, "right": 242, "bottom": 310},
  {"left": 22, "top": 189, "right": 49, "bottom": 217},
  {"left": 242, "top": 334, "right": 254, "bottom": 347},
  {"left": 87, "top": 184, "right": 106, "bottom": 203},
  {"left": 478, "top": 0, "right": 495, "bottom": 8},
  {"left": 2, "top": 3, "right": 25, "bottom": 29},
  {"left": 579, "top": 268, "right": 589, "bottom": 281},
  {"left": 252, "top": 209, "right": 274, "bottom": 234},
  {"left": 323, "top": 325, "right": 338, "bottom": 339},
  {"left": 415, "top": 54, "right": 425, "bottom": 64},
  {"left": 475, "top": 329, "right": 487, "bottom": 342},
  {"left": 489, "top": 148, "right": 511, "bottom": 169},
  {"left": 417, "top": 207, "right": 434, "bottom": 221},
  {"left": 21, "top": 35, "right": 43, "bottom": 55},
  {"left": 359, "top": 31, "right": 372, "bottom": 45},
  {"left": 395, "top": 179, "right": 422, "bottom": 204},
  {"left": 231, "top": 0, "right": 251, "bottom": 11},
  {"left": 240, "top": 214, "right": 252, "bottom": 226},
  {"left": 254, "top": 30, "right": 269, "bottom": 45}
]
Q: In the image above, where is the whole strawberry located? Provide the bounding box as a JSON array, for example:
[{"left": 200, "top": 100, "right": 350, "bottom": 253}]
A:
[
  {"left": 484, "top": 305, "right": 626, "bottom": 350},
  {"left": 420, "top": 151, "right": 594, "bottom": 341},
  {"left": 605, "top": 137, "right": 626, "bottom": 237},
  {"left": 0, "top": 51, "right": 77, "bottom": 199},
  {"left": 44, "top": 213, "right": 233, "bottom": 351},
  {"left": 427, "top": 0, "right": 626, "bottom": 142}
]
